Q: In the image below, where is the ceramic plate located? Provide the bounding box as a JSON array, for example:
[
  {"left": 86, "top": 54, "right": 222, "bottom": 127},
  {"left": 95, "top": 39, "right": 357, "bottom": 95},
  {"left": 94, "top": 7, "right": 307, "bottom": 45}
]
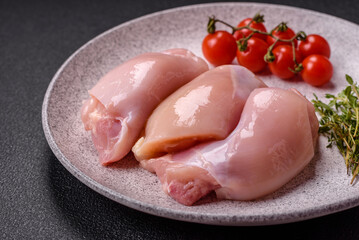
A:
[{"left": 42, "top": 2, "right": 359, "bottom": 226}]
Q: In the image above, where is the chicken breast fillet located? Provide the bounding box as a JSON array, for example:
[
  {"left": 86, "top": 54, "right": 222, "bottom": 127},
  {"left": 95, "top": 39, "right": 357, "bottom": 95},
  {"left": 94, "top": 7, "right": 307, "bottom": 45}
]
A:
[
  {"left": 141, "top": 88, "right": 319, "bottom": 205},
  {"left": 81, "top": 49, "right": 208, "bottom": 165},
  {"left": 132, "top": 65, "right": 267, "bottom": 160}
]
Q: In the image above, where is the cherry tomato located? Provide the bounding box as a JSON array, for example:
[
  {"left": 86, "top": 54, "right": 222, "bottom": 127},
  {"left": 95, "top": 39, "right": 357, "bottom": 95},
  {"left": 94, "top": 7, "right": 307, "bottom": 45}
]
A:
[
  {"left": 268, "top": 45, "right": 301, "bottom": 79},
  {"left": 202, "top": 30, "right": 237, "bottom": 66},
  {"left": 267, "top": 26, "right": 297, "bottom": 48},
  {"left": 233, "top": 18, "right": 267, "bottom": 41},
  {"left": 301, "top": 54, "right": 333, "bottom": 86},
  {"left": 298, "top": 34, "right": 330, "bottom": 59},
  {"left": 236, "top": 37, "right": 269, "bottom": 73}
]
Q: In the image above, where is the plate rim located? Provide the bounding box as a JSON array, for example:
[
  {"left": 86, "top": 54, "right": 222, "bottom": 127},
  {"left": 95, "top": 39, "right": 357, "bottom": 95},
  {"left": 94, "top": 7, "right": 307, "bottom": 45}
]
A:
[{"left": 42, "top": 2, "right": 359, "bottom": 226}]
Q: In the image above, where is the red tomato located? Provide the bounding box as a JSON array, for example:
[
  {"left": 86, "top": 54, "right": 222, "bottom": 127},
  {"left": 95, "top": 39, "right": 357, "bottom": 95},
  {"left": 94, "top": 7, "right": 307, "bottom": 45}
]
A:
[
  {"left": 236, "top": 37, "right": 269, "bottom": 73},
  {"left": 301, "top": 54, "right": 333, "bottom": 86},
  {"left": 268, "top": 45, "right": 301, "bottom": 79},
  {"left": 233, "top": 18, "right": 267, "bottom": 41},
  {"left": 298, "top": 34, "right": 330, "bottom": 59},
  {"left": 202, "top": 30, "right": 237, "bottom": 66},
  {"left": 267, "top": 26, "right": 297, "bottom": 48}
]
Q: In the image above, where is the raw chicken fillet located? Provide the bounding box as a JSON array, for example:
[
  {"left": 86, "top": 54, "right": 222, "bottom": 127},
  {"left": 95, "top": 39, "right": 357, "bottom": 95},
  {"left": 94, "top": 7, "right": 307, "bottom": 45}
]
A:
[
  {"left": 132, "top": 65, "right": 267, "bottom": 160},
  {"left": 141, "top": 88, "right": 319, "bottom": 205},
  {"left": 81, "top": 49, "right": 208, "bottom": 165}
]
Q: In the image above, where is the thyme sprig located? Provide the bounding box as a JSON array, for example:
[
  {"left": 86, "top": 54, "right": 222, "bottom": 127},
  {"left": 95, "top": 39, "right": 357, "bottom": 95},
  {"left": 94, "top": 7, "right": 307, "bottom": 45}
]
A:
[{"left": 312, "top": 75, "right": 359, "bottom": 184}]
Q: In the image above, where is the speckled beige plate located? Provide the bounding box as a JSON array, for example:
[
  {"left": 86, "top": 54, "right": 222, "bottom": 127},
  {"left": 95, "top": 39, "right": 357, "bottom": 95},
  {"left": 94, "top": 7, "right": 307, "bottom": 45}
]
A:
[{"left": 42, "top": 2, "right": 359, "bottom": 226}]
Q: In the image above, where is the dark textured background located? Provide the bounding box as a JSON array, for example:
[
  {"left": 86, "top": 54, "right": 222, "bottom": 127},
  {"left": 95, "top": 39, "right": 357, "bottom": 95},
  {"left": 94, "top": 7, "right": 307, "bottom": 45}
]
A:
[{"left": 2, "top": 0, "right": 359, "bottom": 239}]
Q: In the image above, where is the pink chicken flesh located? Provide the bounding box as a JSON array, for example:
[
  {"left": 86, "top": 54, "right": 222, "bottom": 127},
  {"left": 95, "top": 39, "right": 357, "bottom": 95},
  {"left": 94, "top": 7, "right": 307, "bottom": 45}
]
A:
[
  {"left": 141, "top": 88, "right": 319, "bottom": 206},
  {"left": 81, "top": 49, "right": 209, "bottom": 165},
  {"left": 132, "top": 65, "right": 267, "bottom": 160}
]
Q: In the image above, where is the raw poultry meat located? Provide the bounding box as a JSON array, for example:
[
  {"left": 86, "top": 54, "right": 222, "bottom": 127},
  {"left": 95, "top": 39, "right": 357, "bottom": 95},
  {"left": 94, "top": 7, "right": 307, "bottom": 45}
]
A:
[
  {"left": 140, "top": 88, "right": 319, "bottom": 205},
  {"left": 81, "top": 49, "right": 209, "bottom": 165},
  {"left": 132, "top": 65, "right": 267, "bottom": 160}
]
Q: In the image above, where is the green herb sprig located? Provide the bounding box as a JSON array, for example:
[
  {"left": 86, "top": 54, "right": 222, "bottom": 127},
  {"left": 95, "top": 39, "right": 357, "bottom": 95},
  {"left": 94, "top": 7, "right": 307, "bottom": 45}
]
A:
[{"left": 312, "top": 75, "right": 359, "bottom": 184}]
